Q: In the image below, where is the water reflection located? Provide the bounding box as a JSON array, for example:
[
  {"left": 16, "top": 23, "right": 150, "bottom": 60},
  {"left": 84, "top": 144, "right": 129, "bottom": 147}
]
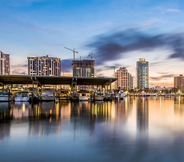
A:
[
  {"left": 2, "top": 97, "right": 184, "bottom": 161},
  {"left": 174, "top": 96, "right": 184, "bottom": 116},
  {"left": 0, "top": 121, "right": 11, "bottom": 142},
  {"left": 12, "top": 102, "right": 30, "bottom": 119},
  {"left": 136, "top": 97, "right": 149, "bottom": 133},
  {"left": 0, "top": 102, "right": 12, "bottom": 120}
]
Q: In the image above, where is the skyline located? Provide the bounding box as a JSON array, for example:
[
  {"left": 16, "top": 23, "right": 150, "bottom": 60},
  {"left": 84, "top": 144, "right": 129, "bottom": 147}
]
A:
[{"left": 1, "top": 0, "right": 184, "bottom": 87}]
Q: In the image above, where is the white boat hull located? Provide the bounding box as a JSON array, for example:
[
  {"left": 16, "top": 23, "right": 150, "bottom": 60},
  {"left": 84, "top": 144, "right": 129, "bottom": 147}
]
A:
[
  {"left": 79, "top": 96, "right": 90, "bottom": 101},
  {"left": 39, "top": 89, "right": 56, "bottom": 101},
  {"left": 14, "top": 91, "right": 30, "bottom": 102},
  {"left": 0, "top": 96, "right": 10, "bottom": 102},
  {"left": 0, "top": 92, "right": 12, "bottom": 102},
  {"left": 14, "top": 97, "right": 30, "bottom": 102}
]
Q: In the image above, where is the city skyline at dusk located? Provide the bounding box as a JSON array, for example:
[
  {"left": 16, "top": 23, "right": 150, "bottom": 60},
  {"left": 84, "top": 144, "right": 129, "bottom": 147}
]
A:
[{"left": 1, "top": 0, "right": 184, "bottom": 87}]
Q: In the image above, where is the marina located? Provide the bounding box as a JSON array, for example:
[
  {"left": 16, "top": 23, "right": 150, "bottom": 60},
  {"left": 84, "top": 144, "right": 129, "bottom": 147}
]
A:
[{"left": 1, "top": 0, "right": 184, "bottom": 161}]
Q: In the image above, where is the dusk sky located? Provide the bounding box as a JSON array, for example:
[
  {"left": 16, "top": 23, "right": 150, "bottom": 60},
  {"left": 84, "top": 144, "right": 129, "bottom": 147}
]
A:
[{"left": 1, "top": 0, "right": 184, "bottom": 87}]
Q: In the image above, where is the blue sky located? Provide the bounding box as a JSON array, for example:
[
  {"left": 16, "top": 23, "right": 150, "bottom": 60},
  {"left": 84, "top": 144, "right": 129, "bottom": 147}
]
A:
[{"left": 1, "top": 0, "right": 184, "bottom": 87}]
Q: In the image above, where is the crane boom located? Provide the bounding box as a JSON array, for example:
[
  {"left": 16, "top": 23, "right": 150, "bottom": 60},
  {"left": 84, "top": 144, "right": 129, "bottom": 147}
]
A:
[{"left": 64, "top": 47, "right": 78, "bottom": 60}]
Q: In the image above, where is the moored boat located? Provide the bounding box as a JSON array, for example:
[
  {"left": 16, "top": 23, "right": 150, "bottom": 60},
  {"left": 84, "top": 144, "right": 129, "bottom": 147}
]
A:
[
  {"left": 94, "top": 91, "right": 104, "bottom": 101},
  {"left": 79, "top": 90, "right": 91, "bottom": 101},
  {"left": 70, "top": 91, "right": 79, "bottom": 101},
  {"left": 14, "top": 91, "right": 30, "bottom": 102},
  {"left": 119, "top": 90, "right": 126, "bottom": 99},
  {"left": 39, "top": 89, "right": 56, "bottom": 101},
  {"left": 58, "top": 89, "right": 70, "bottom": 100},
  {"left": 0, "top": 92, "right": 13, "bottom": 102}
]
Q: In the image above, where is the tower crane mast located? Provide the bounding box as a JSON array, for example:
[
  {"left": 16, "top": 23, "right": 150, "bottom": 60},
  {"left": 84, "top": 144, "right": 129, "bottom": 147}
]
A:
[{"left": 64, "top": 47, "right": 78, "bottom": 60}]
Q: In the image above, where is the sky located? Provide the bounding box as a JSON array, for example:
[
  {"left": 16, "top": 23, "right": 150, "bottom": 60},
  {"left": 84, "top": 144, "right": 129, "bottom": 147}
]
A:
[{"left": 1, "top": 0, "right": 184, "bottom": 87}]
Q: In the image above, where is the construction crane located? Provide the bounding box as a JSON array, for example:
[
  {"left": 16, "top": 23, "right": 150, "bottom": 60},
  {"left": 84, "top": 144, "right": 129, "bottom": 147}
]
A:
[
  {"left": 64, "top": 47, "right": 78, "bottom": 60},
  {"left": 88, "top": 52, "right": 95, "bottom": 59}
]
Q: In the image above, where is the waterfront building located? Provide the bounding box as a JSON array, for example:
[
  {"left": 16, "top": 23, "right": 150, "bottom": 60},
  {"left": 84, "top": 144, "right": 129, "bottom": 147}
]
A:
[
  {"left": 174, "top": 74, "right": 184, "bottom": 92},
  {"left": 72, "top": 59, "right": 95, "bottom": 77},
  {"left": 136, "top": 58, "right": 149, "bottom": 89},
  {"left": 0, "top": 51, "right": 10, "bottom": 75},
  {"left": 115, "top": 67, "right": 133, "bottom": 90},
  {"left": 27, "top": 55, "right": 61, "bottom": 76}
]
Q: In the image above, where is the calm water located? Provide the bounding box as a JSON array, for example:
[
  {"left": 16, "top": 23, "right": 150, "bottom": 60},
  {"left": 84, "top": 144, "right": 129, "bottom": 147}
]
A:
[{"left": 1, "top": 96, "right": 184, "bottom": 162}]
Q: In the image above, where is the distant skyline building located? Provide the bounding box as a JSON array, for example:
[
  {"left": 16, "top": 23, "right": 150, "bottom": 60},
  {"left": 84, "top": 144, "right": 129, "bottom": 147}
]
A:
[
  {"left": 115, "top": 67, "right": 133, "bottom": 90},
  {"left": 0, "top": 50, "right": 10, "bottom": 75},
  {"left": 136, "top": 58, "right": 149, "bottom": 89},
  {"left": 174, "top": 74, "right": 184, "bottom": 91},
  {"left": 72, "top": 59, "right": 95, "bottom": 77},
  {"left": 27, "top": 55, "right": 61, "bottom": 76}
]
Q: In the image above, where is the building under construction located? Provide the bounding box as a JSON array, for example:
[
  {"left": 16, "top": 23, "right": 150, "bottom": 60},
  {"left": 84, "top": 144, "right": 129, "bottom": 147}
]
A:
[{"left": 72, "top": 59, "right": 95, "bottom": 77}]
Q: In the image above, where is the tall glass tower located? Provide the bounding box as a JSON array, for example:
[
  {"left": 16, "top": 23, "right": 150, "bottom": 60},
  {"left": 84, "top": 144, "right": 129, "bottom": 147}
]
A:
[{"left": 136, "top": 58, "right": 149, "bottom": 89}]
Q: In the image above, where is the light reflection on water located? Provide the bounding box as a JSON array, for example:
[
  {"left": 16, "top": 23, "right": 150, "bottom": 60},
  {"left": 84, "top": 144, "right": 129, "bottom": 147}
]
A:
[{"left": 1, "top": 97, "right": 184, "bottom": 161}]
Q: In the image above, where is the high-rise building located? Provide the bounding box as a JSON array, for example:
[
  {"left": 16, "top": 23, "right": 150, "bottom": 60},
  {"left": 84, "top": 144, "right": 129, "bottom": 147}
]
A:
[
  {"left": 72, "top": 59, "right": 95, "bottom": 77},
  {"left": 0, "top": 50, "right": 10, "bottom": 75},
  {"left": 27, "top": 55, "right": 61, "bottom": 76},
  {"left": 174, "top": 74, "right": 184, "bottom": 91},
  {"left": 136, "top": 58, "right": 149, "bottom": 89},
  {"left": 115, "top": 67, "right": 133, "bottom": 90}
]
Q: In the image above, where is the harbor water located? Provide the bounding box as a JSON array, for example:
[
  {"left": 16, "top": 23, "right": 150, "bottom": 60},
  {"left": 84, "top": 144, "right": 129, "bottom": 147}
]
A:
[{"left": 1, "top": 96, "right": 184, "bottom": 162}]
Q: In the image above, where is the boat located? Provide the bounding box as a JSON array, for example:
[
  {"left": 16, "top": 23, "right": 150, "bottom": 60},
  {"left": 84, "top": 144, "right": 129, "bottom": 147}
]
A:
[
  {"left": 119, "top": 90, "right": 126, "bottom": 99},
  {"left": 79, "top": 90, "right": 91, "bottom": 101},
  {"left": 138, "top": 91, "right": 149, "bottom": 97},
  {"left": 29, "top": 91, "right": 40, "bottom": 102},
  {"left": 94, "top": 91, "right": 104, "bottom": 101},
  {"left": 70, "top": 91, "right": 79, "bottom": 101},
  {"left": 58, "top": 89, "right": 70, "bottom": 100},
  {"left": 0, "top": 92, "right": 13, "bottom": 102},
  {"left": 14, "top": 91, "right": 30, "bottom": 102},
  {"left": 104, "top": 91, "right": 114, "bottom": 101},
  {"left": 39, "top": 89, "right": 56, "bottom": 101},
  {"left": 104, "top": 93, "right": 112, "bottom": 101}
]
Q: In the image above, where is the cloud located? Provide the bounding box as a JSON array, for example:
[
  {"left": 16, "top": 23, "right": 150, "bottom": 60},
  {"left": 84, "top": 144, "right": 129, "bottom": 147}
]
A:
[
  {"left": 150, "top": 74, "right": 175, "bottom": 81},
  {"left": 85, "top": 28, "right": 184, "bottom": 65},
  {"left": 11, "top": 63, "right": 28, "bottom": 75},
  {"left": 150, "top": 62, "right": 164, "bottom": 66},
  {"left": 11, "top": 64, "right": 28, "bottom": 68},
  {"left": 166, "top": 8, "right": 181, "bottom": 12},
  {"left": 12, "top": 69, "right": 27, "bottom": 75}
]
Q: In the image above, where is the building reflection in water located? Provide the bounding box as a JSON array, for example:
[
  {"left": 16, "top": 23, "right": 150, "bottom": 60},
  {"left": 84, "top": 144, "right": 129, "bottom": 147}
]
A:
[
  {"left": 174, "top": 96, "right": 184, "bottom": 116},
  {"left": 29, "top": 101, "right": 71, "bottom": 136},
  {"left": 136, "top": 97, "right": 149, "bottom": 133},
  {"left": 115, "top": 97, "right": 133, "bottom": 124},
  {"left": 0, "top": 99, "right": 135, "bottom": 138},
  {"left": 0, "top": 102, "right": 13, "bottom": 120},
  {"left": 0, "top": 102, "right": 12, "bottom": 141},
  {"left": 12, "top": 102, "right": 30, "bottom": 119},
  {"left": 0, "top": 120, "right": 11, "bottom": 142}
]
